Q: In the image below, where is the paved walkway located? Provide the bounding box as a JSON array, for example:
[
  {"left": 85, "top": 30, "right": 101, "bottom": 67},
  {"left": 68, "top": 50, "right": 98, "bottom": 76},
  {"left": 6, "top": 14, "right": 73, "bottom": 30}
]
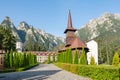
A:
[{"left": 0, "top": 64, "right": 91, "bottom": 80}]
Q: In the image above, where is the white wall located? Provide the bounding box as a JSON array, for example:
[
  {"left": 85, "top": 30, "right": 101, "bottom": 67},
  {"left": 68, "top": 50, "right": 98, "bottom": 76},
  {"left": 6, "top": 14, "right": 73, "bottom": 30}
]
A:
[
  {"left": 87, "top": 40, "right": 98, "bottom": 65},
  {"left": 16, "top": 41, "right": 22, "bottom": 52}
]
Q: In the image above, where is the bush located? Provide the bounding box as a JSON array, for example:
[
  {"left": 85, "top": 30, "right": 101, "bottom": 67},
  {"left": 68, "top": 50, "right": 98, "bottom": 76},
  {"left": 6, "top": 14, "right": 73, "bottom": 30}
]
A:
[
  {"left": 74, "top": 49, "right": 79, "bottom": 64},
  {"left": 0, "top": 63, "right": 38, "bottom": 73},
  {"left": 80, "top": 48, "right": 87, "bottom": 65},
  {"left": 90, "top": 56, "right": 96, "bottom": 65},
  {"left": 47, "top": 54, "right": 50, "bottom": 64},
  {"left": 55, "top": 63, "right": 120, "bottom": 80},
  {"left": 112, "top": 53, "right": 119, "bottom": 66},
  {"left": 0, "top": 69, "right": 16, "bottom": 73}
]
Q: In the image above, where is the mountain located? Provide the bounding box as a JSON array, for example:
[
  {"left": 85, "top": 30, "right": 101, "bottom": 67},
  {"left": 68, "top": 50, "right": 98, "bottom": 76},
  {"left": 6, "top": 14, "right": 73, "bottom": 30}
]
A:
[
  {"left": 1, "top": 16, "right": 20, "bottom": 40},
  {"left": 0, "top": 16, "right": 64, "bottom": 51},
  {"left": 76, "top": 13, "right": 120, "bottom": 64}
]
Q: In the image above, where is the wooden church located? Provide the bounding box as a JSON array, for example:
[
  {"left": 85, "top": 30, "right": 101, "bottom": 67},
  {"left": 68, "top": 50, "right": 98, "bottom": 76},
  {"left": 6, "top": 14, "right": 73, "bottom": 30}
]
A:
[{"left": 59, "top": 10, "right": 89, "bottom": 57}]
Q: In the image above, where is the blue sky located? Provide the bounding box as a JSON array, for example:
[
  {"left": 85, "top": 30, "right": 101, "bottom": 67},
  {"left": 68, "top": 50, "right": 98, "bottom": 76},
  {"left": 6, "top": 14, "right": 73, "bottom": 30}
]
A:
[{"left": 0, "top": 0, "right": 120, "bottom": 37}]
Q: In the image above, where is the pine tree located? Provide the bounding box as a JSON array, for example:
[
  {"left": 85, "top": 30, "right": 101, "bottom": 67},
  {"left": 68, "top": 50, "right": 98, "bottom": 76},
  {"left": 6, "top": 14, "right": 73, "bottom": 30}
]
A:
[
  {"left": 4, "top": 51, "right": 10, "bottom": 68},
  {"left": 69, "top": 49, "right": 73, "bottom": 64},
  {"left": 64, "top": 51, "right": 67, "bottom": 63},
  {"left": 34, "top": 54, "right": 37, "bottom": 64},
  {"left": 1, "top": 27, "right": 16, "bottom": 51},
  {"left": 74, "top": 49, "right": 79, "bottom": 64},
  {"left": 52, "top": 53, "right": 55, "bottom": 62},
  {"left": 23, "top": 53, "right": 27, "bottom": 66},
  {"left": 80, "top": 47, "right": 87, "bottom": 65},
  {"left": 57, "top": 53, "right": 60, "bottom": 62},
  {"left": 112, "top": 53, "right": 119, "bottom": 66},
  {"left": 47, "top": 53, "right": 50, "bottom": 64},
  {"left": 0, "top": 27, "right": 4, "bottom": 49},
  {"left": 9, "top": 50, "right": 13, "bottom": 68},
  {"left": 66, "top": 49, "right": 69, "bottom": 63},
  {"left": 13, "top": 52, "right": 19, "bottom": 68},
  {"left": 27, "top": 52, "right": 31, "bottom": 66},
  {"left": 19, "top": 53, "right": 24, "bottom": 67},
  {"left": 90, "top": 56, "right": 96, "bottom": 65}
]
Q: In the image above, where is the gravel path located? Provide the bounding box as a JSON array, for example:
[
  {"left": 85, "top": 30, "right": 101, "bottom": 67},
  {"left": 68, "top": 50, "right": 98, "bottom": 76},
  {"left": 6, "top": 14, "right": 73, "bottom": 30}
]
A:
[{"left": 0, "top": 64, "right": 91, "bottom": 80}]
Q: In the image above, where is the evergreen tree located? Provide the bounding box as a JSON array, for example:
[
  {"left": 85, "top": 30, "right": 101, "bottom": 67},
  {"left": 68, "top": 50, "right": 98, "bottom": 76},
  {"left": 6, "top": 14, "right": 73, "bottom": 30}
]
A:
[
  {"left": 74, "top": 49, "right": 79, "bottom": 64},
  {"left": 0, "top": 27, "right": 4, "bottom": 49},
  {"left": 57, "top": 53, "right": 60, "bottom": 62},
  {"left": 34, "top": 54, "right": 37, "bottom": 64},
  {"left": 112, "top": 53, "right": 119, "bottom": 66},
  {"left": 64, "top": 51, "right": 67, "bottom": 63},
  {"left": 23, "top": 53, "right": 27, "bottom": 66},
  {"left": 27, "top": 52, "right": 31, "bottom": 65},
  {"left": 31, "top": 54, "right": 35, "bottom": 65},
  {"left": 90, "top": 56, "right": 96, "bottom": 65},
  {"left": 66, "top": 49, "right": 69, "bottom": 63},
  {"left": 13, "top": 52, "right": 19, "bottom": 68},
  {"left": 69, "top": 49, "right": 73, "bottom": 64},
  {"left": 4, "top": 51, "right": 10, "bottom": 68},
  {"left": 52, "top": 53, "right": 55, "bottom": 62},
  {"left": 19, "top": 53, "right": 24, "bottom": 67},
  {"left": 9, "top": 50, "right": 13, "bottom": 68},
  {"left": 47, "top": 53, "right": 50, "bottom": 63},
  {"left": 80, "top": 48, "right": 87, "bottom": 65},
  {"left": 1, "top": 27, "right": 16, "bottom": 51},
  {"left": 63, "top": 52, "right": 65, "bottom": 63},
  {"left": 62, "top": 52, "right": 64, "bottom": 63}
]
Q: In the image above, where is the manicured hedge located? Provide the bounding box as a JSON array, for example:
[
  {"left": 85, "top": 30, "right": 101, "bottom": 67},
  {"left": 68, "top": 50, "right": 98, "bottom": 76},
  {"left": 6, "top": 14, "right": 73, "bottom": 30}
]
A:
[
  {"left": 0, "top": 63, "right": 38, "bottom": 73},
  {"left": 0, "top": 69, "right": 16, "bottom": 73},
  {"left": 55, "top": 63, "right": 120, "bottom": 80},
  {"left": 16, "top": 63, "right": 38, "bottom": 71}
]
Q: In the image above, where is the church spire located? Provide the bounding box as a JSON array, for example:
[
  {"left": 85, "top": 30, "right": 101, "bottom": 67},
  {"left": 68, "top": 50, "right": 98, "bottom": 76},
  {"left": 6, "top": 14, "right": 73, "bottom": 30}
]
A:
[
  {"left": 67, "top": 9, "right": 72, "bottom": 28},
  {"left": 64, "top": 10, "right": 76, "bottom": 33}
]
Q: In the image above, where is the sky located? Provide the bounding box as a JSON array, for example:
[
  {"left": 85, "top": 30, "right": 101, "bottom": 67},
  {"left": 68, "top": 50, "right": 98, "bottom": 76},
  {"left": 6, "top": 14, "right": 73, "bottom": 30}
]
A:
[{"left": 0, "top": 0, "right": 120, "bottom": 37}]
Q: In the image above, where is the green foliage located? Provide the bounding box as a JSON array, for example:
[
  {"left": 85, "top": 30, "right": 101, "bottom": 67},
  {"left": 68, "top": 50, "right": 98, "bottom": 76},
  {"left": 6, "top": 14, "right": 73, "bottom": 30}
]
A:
[
  {"left": 69, "top": 49, "right": 73, "bottom": 64},
  {"left": 74, "top": 49, "right": 79, "bottom": 64},
  {"left": 47, "top": 54, "right": 50, "bottom": 64},
  {"left": 90, "top": 56, "right": 96, "bottom": 65},
  {"left": 9, "top": 50, "right": 13, "bottom": 68},
  {"left": 57, "top": 49, "right": 73, "bottom": 64},
  {"left": 112, "top": 53, "right": 119, "bottom": 66},
  {"left": 13, "top": 52, "right": 19, "bottom": 68},
  {"left": 0, "top": 26, "right": 16, "bottom": 51},
  {"left": 80, "top": 48, "right": 87, "bottom": 65},
  {"left": 4, "top": 51, "right": 37, "bottom": 69},
  {"left": 55, "top": 63, "right": 120, "bottom": 80},
  {"left": 52, "top": 53, "right": 55, "bottom": 62},
  {"left": 77, "top": 15, "right": 120, "bottom": 65},
  {"left": 66, "top": 49, "right": 69, "bottom": 63},
  {"left": 4, "top": 51, "right": 10, "bottom": 68},
  {"left": 0, "top": 63, "right": 38, "bottom": 73}
]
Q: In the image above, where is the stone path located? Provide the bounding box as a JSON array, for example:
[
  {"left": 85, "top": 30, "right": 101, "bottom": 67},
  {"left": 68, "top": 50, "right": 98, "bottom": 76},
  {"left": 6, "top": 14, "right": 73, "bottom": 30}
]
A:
[{"left": 0, "top": 64, "right": 91, "bottom": 80}]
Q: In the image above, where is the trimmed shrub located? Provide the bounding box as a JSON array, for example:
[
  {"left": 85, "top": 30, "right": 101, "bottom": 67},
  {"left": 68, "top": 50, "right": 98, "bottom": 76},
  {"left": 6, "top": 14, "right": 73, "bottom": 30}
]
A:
[
  {"left": 47, "top": 53, "right": 50, "bottom": 64},
  {"left": 55, "top": 63, "right": 120, "bottom": 80},
  {"left": 74, "top": 49, "right": 79, "bottom": 64},
  {"left": 112, "top": 53, "right": 119, "bottom": 66},
  {"left": 90, "top": 56, "right": 96, "bottom": 65},
  {"left": 68, "top": 49, "right": 73, "bottom": 64},
  {"left": 80, "top": 48, "right": 87, "bottom": 65},
  {"left": 0, "top": 63, "right": 38, "bottom": 73},
  {"left": 52, "top": 53, "right": 55, "bottom": 62}
]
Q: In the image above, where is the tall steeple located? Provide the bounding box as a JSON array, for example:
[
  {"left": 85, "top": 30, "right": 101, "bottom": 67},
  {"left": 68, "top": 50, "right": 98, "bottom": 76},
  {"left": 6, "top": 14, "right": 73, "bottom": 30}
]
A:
[
  {"left": 64, "top": 10, "right": 76, "bottom": 33},
  {"left": 67, "top": 9, "right": 72, "bottom": 28},
  {"left": 64, "top": 10, "right": 76, "bottom": 46}
]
